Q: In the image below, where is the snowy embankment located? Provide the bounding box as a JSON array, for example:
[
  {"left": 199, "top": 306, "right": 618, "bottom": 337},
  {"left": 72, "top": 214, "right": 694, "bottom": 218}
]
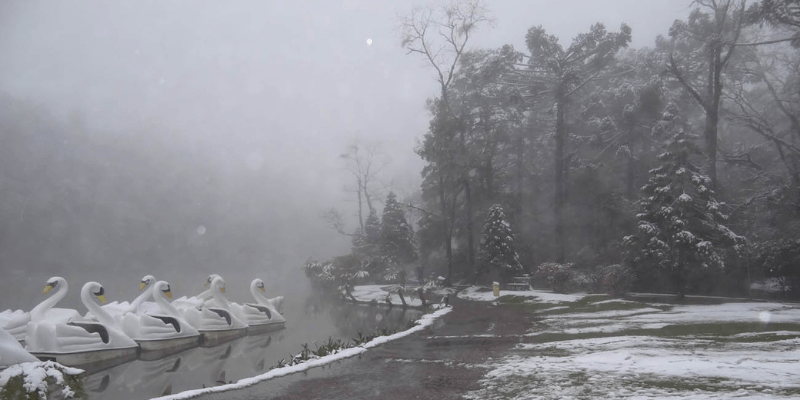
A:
[
  {"left": 457, "top": 285, "right": 587, "bottom": 303},
  {"left": 350, "top": 284, "right": 453, "bottom": 307},
  {"left": 458, "top": 286, "right": 800, "bottom": 399},
  {"left": 152, "top": 301, "right": 451, "bottom": 400}
]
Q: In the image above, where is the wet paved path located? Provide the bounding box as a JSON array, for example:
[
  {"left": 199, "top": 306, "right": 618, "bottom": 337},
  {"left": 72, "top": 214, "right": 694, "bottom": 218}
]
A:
[{"left": 200, "top": 294, "right": 532, "bottom": 400}]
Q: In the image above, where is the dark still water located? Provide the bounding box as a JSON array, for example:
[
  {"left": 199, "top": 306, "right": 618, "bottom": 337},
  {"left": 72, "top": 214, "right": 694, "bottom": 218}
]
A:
[{"left": 82, "top": 295, "right": 423, "bottom": 400}]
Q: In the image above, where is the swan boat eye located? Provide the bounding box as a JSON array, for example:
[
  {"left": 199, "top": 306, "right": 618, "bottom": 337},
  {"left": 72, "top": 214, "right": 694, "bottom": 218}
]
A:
[
  {"left": 94, "top": 287, "right": 105, "bottom": 297},
  {"left": 162, "top": 284, "right": 171, "bottom": 293}
]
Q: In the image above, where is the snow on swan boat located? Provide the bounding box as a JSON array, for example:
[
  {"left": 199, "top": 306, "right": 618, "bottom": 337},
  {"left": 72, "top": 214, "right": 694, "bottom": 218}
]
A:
[
  {"left": 171, "top": 273, "right": 222, "bottom": 311},
  {"left": 0, "top": 277, "right": 81, "bottom": 344},
  {"left": 180, "top": 276, "right": 247, "bottom": 346},
  {"left": 0, "top": 326, "right": 37, "bottom": 367},
  {"left": 24, "top": 282, "right": 138, "bottom": 371},
  {"left": 117, "top": 281, "right": 200, "bottom": 356}
]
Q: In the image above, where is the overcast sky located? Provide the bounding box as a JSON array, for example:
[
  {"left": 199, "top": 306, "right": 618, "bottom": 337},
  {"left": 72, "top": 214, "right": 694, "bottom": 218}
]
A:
[{"left": 0, "top": 1, "right": 693, "bottom": 299}]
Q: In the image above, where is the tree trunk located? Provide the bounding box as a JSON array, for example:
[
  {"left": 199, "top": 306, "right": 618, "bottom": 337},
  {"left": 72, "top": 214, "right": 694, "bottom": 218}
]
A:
[
  {"left": 418, "top": 287, "right": 427, "bottom": 307},
  {"left": 357, "top": 186, "right": 364, "bottom": 234},
  {"left": 554, "top": 96, "right": 566, "bottom": 263},
  {"left": 439, "top": 174, "right": 454, "bottom": 283},
  {"left": 344, "top": 284, "right": 358, "bottom": 303},
  {"left": 397, "top": 289, "right": 407, "bottom": 308},
  {"left": 706, "top": 43, "right": 722, "bottom": 192},
  {"left": 464, "top": 178, "right": 475, "bottom": 276}
]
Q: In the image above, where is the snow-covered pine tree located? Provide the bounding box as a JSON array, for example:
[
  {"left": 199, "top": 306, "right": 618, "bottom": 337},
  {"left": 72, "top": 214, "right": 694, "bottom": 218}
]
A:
[
  {"left": 623, "top": 133, "right": 745, "bottom": 299},
  {"left": 380, "top": 192, "right": 417, "bottom": 264},
  {"left": 352, "top": 209, "right": 381, "bottom": 259},
  {"left": 478, "top": 204, "right": 523, "bottom": 282}
]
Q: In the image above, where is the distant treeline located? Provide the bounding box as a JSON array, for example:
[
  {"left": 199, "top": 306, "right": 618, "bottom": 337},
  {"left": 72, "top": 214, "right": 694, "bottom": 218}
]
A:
[{"left": 312, "top": 0, "right": 800, "bottom": 300}]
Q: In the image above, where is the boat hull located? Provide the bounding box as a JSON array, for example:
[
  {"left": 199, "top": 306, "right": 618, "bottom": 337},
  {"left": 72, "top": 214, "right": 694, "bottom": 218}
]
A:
[
  {"left": 199, "top": 327, "right": 246, "bottom": 347},
  {"left": 246, "top": 321, "right": 285, "bottom": 335},
  {"left": 137, "top": 335, "right": 201, "bottom": 360},
  {"left": 30, "top": 346, "right": 139, "bottom": 374}
]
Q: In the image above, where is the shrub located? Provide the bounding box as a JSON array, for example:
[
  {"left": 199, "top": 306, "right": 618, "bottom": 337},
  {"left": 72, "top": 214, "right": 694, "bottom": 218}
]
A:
[
  {"left": 598, "top": 264, "right": 633, "bottom": 297},
  {"left": 0, "top": 361, "right": 85, "bottom": 400},
  {"left": 533, "top": 262, "right": 574, "bottom": 293},
  {"left": 752, "top": 238, "right": 800, "bottom": 299}
]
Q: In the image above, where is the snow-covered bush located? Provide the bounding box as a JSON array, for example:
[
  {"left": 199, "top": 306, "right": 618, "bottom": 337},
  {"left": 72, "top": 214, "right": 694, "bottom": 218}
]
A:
[
  {"left": 598, "top": 264, "right": 633, "bottom": 297},
  {"left": 0, "top": 361, "right": 85, "bottom": 400},
  {"left": 533, "top": 262, "right": 574, "bottom": 293},
  {"left": 570, "top": 270, "right": 599, "bottom": 292},
  {"left": 752, "top": 238, "right": 800, "bottom": 299}
]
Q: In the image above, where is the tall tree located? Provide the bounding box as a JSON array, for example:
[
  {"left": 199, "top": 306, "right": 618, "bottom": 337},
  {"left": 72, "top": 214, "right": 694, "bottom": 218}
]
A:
[
  {"left": 401, "top": 0, "right": 492, "bottom": 282},
  {"left": 506, "top": 22, "right": 631, "bottom": 262},
  {"left": 665, "top": 0, "right": 747, "bottom": 191}
]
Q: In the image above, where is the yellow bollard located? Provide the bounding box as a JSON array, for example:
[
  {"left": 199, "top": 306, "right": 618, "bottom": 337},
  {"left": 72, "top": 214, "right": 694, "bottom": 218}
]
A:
[{"left": 493, "top": 282, "right": 499, "bottom": 297}]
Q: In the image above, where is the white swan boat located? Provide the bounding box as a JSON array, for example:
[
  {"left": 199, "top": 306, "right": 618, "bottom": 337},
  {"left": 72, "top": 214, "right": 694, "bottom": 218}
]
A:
[
  {"left": 250, "top": 278, "right": 285, "bottom": 314},
  {"left": 239, "top": 278, "right": 286, "bottom": 334},
  {"left": 1, "top": 277, "right": 81, "bottom": 344},
  {"left": 24, "top": 282, "right": 139, "bottom": 372},
  {"left": 0, "top": 326, "right": 38, "bottom": 367},
  {"left": 179, "top": 276, "right": 247, "bottom": 346},
  {"left": 117, "top": 281, "right": 200, "bottom": 356}
]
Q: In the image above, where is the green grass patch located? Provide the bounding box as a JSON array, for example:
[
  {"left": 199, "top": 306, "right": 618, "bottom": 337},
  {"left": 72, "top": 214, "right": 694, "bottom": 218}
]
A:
[
  {"left": 646, "top": 322, "right": 800, "bottom": 340},
  {"left": 568, "top": 371, "right": 589, "bottom": 385},
  {"left": 497, "top": 295, "right": 535, "bottom": 304},
  {"left": 541, "top": 300, "right": 654, "bottom": 316},
  {"left": 525, "top": 322, "right": 800, "bottom": 345},
  {"left": 570, "top": 294, "right": 611, "bottom": 306},
  {"left": 639, "top": 377, "right": 730, "bottom": 393},
  {"left": 638, "top": 377, "right": 800, "bottom": 396}
]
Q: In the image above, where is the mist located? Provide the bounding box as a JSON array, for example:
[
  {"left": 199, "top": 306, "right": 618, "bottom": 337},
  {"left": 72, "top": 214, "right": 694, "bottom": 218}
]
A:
[{"left": 0, "top": 0, "right": 687, "bottom": 309}]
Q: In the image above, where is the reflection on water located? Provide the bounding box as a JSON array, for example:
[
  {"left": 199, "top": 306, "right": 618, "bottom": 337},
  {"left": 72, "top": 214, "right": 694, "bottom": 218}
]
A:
[{"left": 83, "top": 295, "right": 423, "bottom": 400}]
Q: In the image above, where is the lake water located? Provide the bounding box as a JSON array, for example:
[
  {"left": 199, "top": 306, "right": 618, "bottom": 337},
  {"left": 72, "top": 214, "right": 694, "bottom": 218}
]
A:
[{"left": 81, "top": 294, "right": 423, "bottom": 400}]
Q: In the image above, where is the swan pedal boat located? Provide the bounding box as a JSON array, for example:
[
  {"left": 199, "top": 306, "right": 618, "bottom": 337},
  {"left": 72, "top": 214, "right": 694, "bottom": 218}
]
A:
[
  {"left": 192, "top": 276, "right": 248, "bottom": 347},
  {"left": 118, "top": 281, "right": 201, "bottom": 357},
  {"left": 243, "top": 278, "right": 286, "bottom": 334},
  {"left": 25, "top": 282, "right": 139, "bottom": 373}
]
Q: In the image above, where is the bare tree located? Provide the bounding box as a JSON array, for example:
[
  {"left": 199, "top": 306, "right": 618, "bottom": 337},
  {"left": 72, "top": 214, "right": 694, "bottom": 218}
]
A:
[
  {"left": 340, "top": 139, "right": 389, "bottom": 233},
  {"left": 401, "top": 0, "right": 493, "bottom": 105},
  {"left": 400, "top": 0, "right": 493, "bottom": 282}
]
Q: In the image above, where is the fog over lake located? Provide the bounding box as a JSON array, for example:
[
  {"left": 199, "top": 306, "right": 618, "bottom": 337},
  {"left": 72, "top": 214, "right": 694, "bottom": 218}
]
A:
[{"left": 0, "top": 0, "right": 686, "bottom": 310}]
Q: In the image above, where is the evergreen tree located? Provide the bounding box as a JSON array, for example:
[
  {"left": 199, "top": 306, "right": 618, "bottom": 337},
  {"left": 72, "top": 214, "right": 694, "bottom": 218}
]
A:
[
  {"left": 380, "top": 192, "right": 417, "bottom": 264},
  {"left": 478, "top": 204, "right": 522, "bottom": 282},
  {"left": 623, "top": 134, "right": 746, "bottom": 299},
  {"left": 364, "top": 209, "right": 381, "bottom": 245}
]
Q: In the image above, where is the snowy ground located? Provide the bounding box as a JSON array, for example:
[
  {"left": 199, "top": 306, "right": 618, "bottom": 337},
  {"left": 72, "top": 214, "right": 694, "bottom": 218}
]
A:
[
  {"left": 459, "top": 287, "right": 800, "bottom": 399},
  {"left": 351, "top": 284, "right": 453, "bottom": 307}
]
